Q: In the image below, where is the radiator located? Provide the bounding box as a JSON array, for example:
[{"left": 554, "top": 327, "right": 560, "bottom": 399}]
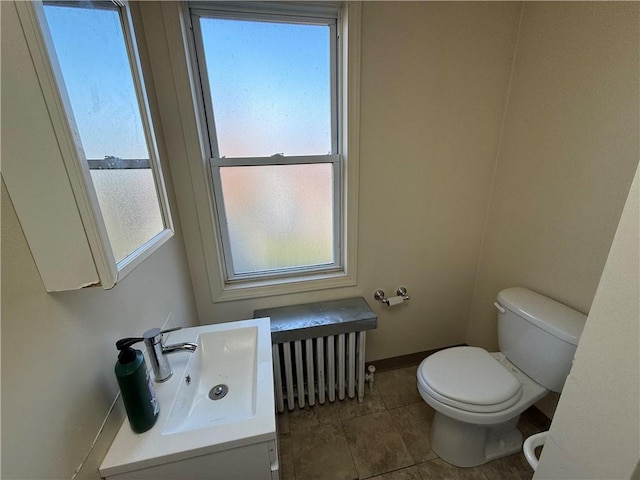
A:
[
  {"left": 272, "top": 331, "right": 367, "bottom": 412},
  {"left": 254, "top": 297, "right": 378, "bottom": 413}
]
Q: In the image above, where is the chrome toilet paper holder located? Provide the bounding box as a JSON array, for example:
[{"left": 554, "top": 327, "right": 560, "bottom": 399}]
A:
[{"left": 374, "top": 287, "right": 411, "bottom": 305}]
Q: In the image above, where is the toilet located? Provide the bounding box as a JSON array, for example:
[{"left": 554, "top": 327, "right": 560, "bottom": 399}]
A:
[{"left": 417, "top": 287, "right": 586, "bottom": 468}]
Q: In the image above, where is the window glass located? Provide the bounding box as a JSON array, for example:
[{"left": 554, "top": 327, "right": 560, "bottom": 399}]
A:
[
  {"left": 220, "top": 164, "right": 334, "bottom": 274},
  {"left": 200, "top": 17, "right": 332, "bottom": 158},
  {"left": 195, "top": 7, "right": 340, "bottom": 281},
  {"left": 43, "top": 3, "right": 164, "bottom": 263}
]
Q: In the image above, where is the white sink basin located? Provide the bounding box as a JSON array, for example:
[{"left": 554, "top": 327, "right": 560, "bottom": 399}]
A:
[
  {"left": 99, "top": 318, "right": 275, "bottom": 479},
  {"left": 163, "top": 327, "right": 258, "bottom": 435}
]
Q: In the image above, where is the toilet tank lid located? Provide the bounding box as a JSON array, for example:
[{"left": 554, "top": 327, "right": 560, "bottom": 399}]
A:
[{"left": 497, "top": 287, "right": 587, "bottom": 345}]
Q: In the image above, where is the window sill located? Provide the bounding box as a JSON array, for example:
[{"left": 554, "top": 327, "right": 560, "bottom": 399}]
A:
[
  {"left": 213, "top": 269, "right": 357, "bottom": 302},
  {"left": 114, "top": 228, "right": 175, "bottom": 286}
]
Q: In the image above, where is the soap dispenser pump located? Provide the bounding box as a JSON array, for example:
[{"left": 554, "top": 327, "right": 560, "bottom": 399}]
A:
[{"left": 115, "top": 337, "right": 159, "bottom": 433}]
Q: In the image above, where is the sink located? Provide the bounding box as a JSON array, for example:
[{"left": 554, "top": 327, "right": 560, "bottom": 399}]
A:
[
  {"left": 99, "top": 318, "right": 276, "bottom": 479},
  {"left": 163, "top": 326, "right": 258, "bottom": 435}
]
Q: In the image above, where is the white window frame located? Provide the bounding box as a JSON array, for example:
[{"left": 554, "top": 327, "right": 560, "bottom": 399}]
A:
[
  {"left": 189, "top": 2, "right": 343, "bottom": 283},
  {"left": 149, "top": 1, "right": 360, "bottom": 302},
  {"left": 18, "top": 0, "right": 174, "bottom": 288}
]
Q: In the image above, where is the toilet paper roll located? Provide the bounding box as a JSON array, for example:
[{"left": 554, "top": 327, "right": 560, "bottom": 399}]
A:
[{"left": 387, "top": 295, "right": 404, "bottom": 306}]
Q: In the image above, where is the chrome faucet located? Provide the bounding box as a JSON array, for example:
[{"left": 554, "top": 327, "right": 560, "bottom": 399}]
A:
[{"left": 143, "top": 327, "right": 197, "bottom": 382}]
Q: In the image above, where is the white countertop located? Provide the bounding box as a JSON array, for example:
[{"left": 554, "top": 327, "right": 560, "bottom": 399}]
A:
[{"left": 99, "top": 318, "right": 276, "bottom": 478}]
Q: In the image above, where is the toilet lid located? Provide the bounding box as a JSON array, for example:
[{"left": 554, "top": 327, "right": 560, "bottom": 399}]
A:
[{"left": 418, "top": 347, "right": 522, "bottom": 412}]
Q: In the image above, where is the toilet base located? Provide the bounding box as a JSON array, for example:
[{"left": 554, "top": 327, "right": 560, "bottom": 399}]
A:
[{"left": 430, "top": 412, "right": 523, "bottom": 468}]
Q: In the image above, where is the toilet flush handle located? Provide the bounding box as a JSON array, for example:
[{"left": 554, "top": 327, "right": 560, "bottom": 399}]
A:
[{"left": 493, "top": 302, "right": 506, "bottom": 314}]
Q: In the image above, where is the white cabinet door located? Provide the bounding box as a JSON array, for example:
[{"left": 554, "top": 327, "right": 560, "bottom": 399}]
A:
[{"left": 106, "top": 441, "right": 274, "bottom": 480}]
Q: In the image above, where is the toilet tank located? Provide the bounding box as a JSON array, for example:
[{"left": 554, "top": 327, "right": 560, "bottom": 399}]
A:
[{"left": 496, "top": 287, "right": 587, "bottom": 392}]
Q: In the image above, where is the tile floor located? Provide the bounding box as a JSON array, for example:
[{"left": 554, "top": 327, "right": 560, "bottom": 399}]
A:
[{"left": 276, "top": 365, "right": 547, "bottom": 480}]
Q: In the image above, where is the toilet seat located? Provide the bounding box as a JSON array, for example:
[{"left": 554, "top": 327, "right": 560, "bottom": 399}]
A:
[{"left": 417, "top": 347, "right": 522, "bottom": 414}]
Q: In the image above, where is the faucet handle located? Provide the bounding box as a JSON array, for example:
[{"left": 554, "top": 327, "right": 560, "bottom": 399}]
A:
[
  {"left": 142, "top": 327, "right": 182, "bottom": 383},
  {"left": 143, "top": 326, "right": 182, "bottom": 343},
  {"left": 160, "top": 326, "right": 182, "bottom": 335}
]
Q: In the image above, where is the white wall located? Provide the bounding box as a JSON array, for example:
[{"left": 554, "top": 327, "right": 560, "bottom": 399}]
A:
[
  {"left": 0, "top": 2, "right": 198, "bottom": 478},
  {"left": 143, "top": 1, "right": 522, "bottom": 361},
  {"left": 535, "top": 165, "right": 639, "bottom": 479},
  {"left": 467, "top": 1, "right": 640, "bottom": 352}
]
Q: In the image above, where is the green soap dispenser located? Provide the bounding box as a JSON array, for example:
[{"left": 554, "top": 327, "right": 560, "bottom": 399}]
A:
[{"left": 115, "top": 337, "right": 160, "bottom": 433}]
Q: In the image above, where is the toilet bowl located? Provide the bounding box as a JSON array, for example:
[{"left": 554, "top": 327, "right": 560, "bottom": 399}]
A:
[
  {"left": 416, "top": 288, "right": 586, "bottom": 468},
  {"left": 417, "top": 348, "right": 547, "bottom": 467}
]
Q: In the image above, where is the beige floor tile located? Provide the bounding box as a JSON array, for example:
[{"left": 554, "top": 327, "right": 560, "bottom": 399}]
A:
[
  {"left": 288, "top": 401, "right": 342, "bottom": 432},
  {"left": 280, "top": 457, "right": 297, "bottom": 480},
  {"left": 343, "top": 411, "right": 414, "bottom": 479},
  {"left": 368, "top": 465, "right": 423, "bottom": 480},
  {"left": 516, "top": 417, "right": 535, "bottom": 440},
  {"left": 278, "top": 433, "right": 296, "bottom": 480},
  {"left": 278, "top": 409, "right": 291, "bottom": 435},
  {"left": 416, "top": 459, "right": 488, "bottom": 480},
  {"left": 517, "top": 409, "right": 548, "bottom": 440},
  {"left": 338, "top": 386, "right": 387, "bottom": 421},
  {"left": 375, "top": 366, "right": 423, "bottom": 409},
  {"left": 480, "top": 453, "right": 532, "bottom": 480},
  {"left": 279, "top": 432, "right": 293, "bottom": 457},
  {"left": 291, "top": 423, "right": 358, "bottom": 480},
  {"left": 389, "top": 402, "right": 438, "bottom": 464},
  {"left": 278, "top": 364, "right": 543, "bottom": 480}
]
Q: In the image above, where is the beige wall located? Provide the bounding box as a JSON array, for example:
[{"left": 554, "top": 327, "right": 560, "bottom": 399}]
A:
[
  {"left": 0, "top": 2, "right": 198, "bottom": 478},
  {"left": 535, "top": 165, "right": 639, "bottom": 479},
  {"left": 145, "top": 1, "right": 522, "bottom": 361},
  {"left": 357, "top": 1, "right": 521, "bottom": 360},
  {"left": 467, "top": 2, "right": 640, "bottom": 351},
  {"left": 3, "top": 1, "right": 639, "bottom": 478}
]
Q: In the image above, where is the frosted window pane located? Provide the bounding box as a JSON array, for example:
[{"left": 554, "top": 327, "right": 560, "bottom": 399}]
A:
[
  {"left": 90, "top": 170, "right": 164, "bottom": 263},
  {"left": 220, "top": 164, "right": 334, "bottom": 274},
  {"left": 43, "top": 4, "right": 165, "bottom": 263},
  {"left": 201, "top": 18, "right": 331, "bottom": 158}
]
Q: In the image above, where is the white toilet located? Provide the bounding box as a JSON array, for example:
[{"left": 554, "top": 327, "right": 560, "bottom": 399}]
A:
[{"left": 417, "top": 287, "right": 586, "bottom": 468}]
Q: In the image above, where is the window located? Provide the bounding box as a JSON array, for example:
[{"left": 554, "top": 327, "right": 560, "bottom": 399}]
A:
[
  {"left": 189, "top": 3, "right": 347, "bottom": 284},
  {"left": 38, "top": 0, "right": 172, "bottom": 279}
]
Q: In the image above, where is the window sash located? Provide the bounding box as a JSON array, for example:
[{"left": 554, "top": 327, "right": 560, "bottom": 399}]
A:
[
  {"left": 38, "top": 0, "right": 174, "bottom": 279},
  {"left": 209, "top": 155, "right": 342, "bottom": 281},
  {"left": 191, "top": 3, "right": 343, "bottom": 282},
  {"left": 42, "top": 0, "right": 121, "bottom": 11},
  {"left": 211, "top": 154, "right": 340, "bottom": 167},
  {"left": 190, "top": 9, "right": 339, "bottom": 159}
]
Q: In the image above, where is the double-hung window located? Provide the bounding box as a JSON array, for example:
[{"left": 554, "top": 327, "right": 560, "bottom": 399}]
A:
[{"left": 189, "top": 2, "right": 348, "bottom": 285}]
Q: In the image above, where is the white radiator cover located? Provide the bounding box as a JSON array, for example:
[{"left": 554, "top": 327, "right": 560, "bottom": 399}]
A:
[{"left": 272, "top": 331, "right": 367, "bottom": 412}]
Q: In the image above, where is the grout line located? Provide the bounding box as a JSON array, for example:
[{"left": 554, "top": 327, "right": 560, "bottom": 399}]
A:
[
  {"left": 386, "top": 407, "right": 417, "bottom": 470},
  {"left": 281, "top": 367, "right": 427, "bottom": 480},
  {"left": 332, "top": 401, "right": 362, "bottom": 480},
  {"left": 291, "top": 437, "right": 298, "bottom": 480},
  {"left": 281, "top": 389, "right": 536, "bottom": 479}
]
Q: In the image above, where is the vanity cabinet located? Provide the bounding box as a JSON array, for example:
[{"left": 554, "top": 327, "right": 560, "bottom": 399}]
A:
[
  {"left": 104, "top": 439, "right": 279, "bottom": 480},
  {"left": 99, "top": 320, "right": 278, "bottom": 480}
]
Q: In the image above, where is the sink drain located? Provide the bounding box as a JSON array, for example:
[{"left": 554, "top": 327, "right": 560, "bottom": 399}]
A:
[{"left": 208, "top": 384, "right": 228, "bottom": 400}]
